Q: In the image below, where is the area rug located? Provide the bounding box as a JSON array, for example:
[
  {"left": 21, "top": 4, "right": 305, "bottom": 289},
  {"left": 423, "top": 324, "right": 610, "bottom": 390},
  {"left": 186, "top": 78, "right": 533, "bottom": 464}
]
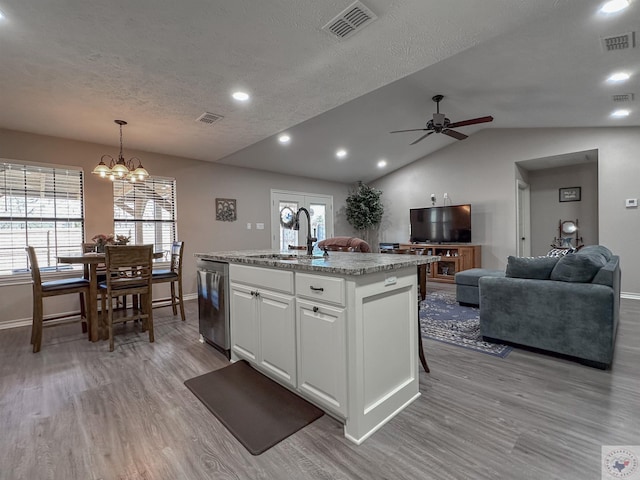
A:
[
  {"left": 419, "top": 292, "right": 512, "bottom": 358},
  {"left": 184, "top": 360, "right": 323, "bottom": 455}
]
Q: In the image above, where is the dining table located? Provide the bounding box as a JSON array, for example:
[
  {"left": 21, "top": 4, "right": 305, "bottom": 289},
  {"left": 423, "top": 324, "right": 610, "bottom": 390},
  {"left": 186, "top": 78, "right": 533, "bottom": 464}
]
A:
[{"left": 57, "top": 250, "right": 165, "bottom": 341}]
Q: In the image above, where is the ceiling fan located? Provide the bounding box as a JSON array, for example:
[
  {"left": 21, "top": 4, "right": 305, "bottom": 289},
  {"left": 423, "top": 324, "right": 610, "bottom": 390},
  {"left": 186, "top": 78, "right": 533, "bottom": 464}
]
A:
[{"left": 390, "top": 95, "right": 494, "bottom": 145}]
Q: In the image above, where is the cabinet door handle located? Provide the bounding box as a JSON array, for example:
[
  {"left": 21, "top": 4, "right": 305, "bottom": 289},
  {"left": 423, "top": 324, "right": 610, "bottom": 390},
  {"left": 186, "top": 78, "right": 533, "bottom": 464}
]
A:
[
  {"left": 309, "top": 286, "right": 324, "bottom": 292},
  {"left": 313, "top": 306, "right": 319, "bottom": 313}
]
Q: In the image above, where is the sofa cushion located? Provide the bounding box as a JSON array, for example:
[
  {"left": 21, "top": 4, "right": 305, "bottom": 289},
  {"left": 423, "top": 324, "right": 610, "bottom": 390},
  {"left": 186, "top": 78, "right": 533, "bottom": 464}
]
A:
[
  {"left": 550, "top": 253, "right": 606, "bottom": 283},
  {"left": 506, "top": 256, "right": 559, "bottom": 280},
  {"left": 578, "top": 245, "right": 613, "bottom": 262}
]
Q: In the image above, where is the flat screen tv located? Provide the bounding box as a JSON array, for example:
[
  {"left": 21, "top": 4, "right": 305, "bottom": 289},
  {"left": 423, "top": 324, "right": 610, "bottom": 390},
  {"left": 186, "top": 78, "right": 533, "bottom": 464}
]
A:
[{"left": 410, "top": 204, "right": 472, "bottom": 243}]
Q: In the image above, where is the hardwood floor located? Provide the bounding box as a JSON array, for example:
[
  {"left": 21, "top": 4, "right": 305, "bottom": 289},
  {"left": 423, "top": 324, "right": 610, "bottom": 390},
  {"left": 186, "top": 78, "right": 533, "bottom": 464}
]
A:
[{"left": 1, "top": 285, "right": 638, "bottom": 480}]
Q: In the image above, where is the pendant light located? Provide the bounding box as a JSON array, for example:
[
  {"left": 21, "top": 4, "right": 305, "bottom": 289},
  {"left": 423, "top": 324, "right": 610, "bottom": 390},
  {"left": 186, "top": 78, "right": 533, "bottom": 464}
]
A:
[{"left": 92, "top": 120, "right": 149, "bottom": 182}]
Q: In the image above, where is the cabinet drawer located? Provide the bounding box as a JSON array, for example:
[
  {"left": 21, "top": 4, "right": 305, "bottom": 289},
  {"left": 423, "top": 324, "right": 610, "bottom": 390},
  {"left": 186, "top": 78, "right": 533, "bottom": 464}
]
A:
[
  {"left": 295, "top": 273, "right": 345, "bottom": 306},
  {"left": 230, "top": 264, "right": 294, "bottom": 294}
]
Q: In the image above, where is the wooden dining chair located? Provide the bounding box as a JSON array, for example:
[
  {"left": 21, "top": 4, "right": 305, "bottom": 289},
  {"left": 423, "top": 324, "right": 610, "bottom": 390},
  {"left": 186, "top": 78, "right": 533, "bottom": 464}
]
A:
[
  {"left": 99, "top": 245, "right": 154, "bottom": 351},
  {"left": 25, "top": 246, "right": 90, "bottom": 353},
  {"left": 151, "top": 241, "right": 185, "bottom": 321}
]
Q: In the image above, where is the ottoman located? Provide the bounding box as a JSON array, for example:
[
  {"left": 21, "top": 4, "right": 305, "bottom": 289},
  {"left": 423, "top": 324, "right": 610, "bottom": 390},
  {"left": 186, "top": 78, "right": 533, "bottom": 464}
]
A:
[{"left": 455, "top": 268, "right": 505, "bottom": 306}]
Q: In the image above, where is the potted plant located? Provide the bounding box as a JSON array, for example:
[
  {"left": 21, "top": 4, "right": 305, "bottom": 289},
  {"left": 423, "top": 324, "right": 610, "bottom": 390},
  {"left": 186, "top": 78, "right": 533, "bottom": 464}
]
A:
[{"left": 345, "top": 181, "right": 384, "bottom": 248}]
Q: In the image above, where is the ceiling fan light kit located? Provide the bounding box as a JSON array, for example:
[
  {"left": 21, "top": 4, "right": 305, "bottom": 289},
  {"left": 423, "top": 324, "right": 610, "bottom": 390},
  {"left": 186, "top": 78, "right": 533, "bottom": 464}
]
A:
[{"left": 390, "top": 94, "right": 494, "bottom": 145}]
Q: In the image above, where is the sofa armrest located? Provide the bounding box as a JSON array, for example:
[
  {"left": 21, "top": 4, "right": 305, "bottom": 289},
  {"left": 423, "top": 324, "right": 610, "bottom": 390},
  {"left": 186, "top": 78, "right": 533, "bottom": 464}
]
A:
[{"left": 479, "top": 277, "right": 617, "bottom": 364}]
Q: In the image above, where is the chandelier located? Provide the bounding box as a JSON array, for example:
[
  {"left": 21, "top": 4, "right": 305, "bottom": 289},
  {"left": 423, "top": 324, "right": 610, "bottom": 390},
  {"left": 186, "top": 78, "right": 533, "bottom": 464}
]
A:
[{"left": 92, "top": 120, "right": 149, "bottom": 182}]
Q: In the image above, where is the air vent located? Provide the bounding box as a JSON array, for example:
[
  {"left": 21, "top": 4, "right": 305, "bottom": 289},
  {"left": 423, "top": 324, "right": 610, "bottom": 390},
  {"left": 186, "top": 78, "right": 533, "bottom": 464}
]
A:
[
  {"left": 196, "top": 112, "right": 224, "bottom": 125},
  {"left": 322, "top": 1, "right": 377, "bottom": 39},
  {"left": 601, "top": 32, "right": 636, "bottom": 51},
  {"left": 612, "top": 93, "right": 635, "bottom": 102}
]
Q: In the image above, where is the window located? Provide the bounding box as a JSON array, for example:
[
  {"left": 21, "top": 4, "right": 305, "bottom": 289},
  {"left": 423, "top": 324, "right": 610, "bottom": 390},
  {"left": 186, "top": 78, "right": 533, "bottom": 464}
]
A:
[
  {"left": 0, "top": 160, "right": 84, "bottom": 275},
  {"left": 113, "top": 176, "right": 176, "bottom": 258}
]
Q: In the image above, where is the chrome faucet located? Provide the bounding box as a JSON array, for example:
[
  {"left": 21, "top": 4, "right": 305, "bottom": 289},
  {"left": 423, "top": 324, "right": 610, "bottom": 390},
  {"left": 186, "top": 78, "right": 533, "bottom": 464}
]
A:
[{"left": 294, "top": 207, "right": 317, "bottom": 255}]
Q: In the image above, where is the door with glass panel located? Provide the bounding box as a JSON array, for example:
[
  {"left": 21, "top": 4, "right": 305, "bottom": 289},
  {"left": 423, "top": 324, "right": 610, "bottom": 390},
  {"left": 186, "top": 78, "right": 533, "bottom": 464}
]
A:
[{"left": 270, "top": 190, "right": 333, "bottom": 251}]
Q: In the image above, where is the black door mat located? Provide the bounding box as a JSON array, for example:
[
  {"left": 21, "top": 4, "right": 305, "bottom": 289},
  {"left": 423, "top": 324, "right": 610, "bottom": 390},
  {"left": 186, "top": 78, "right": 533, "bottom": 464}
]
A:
[{"left": 184, "top": 360, "right": 324, "bottom": 455}]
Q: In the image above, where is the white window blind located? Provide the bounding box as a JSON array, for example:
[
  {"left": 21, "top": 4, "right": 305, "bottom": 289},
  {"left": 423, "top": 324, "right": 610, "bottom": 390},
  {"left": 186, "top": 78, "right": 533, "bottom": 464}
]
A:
[
  {"left": 0, "top": 161, "right": 84, "bottom": 275},
  {"left": 113, "top": 177, "right": 176, "bottom": 258}
]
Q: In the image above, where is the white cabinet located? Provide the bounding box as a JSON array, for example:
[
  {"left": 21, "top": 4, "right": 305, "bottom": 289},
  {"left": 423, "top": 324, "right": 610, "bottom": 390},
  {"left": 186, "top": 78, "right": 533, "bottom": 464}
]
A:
[
  {"left": 229, "top": 283, "right": 259, "bottom": 362},
  {"left": 230, "top": 265, "right": 296, "bottom": 388},
  {"left": 296, "top": 299, "right": 346, "bottom": 417},
  {"left": 257, "top": 289, "right": 296, "bottom": 386},
  {"left": 228, "top": 261, "right": 420, "bottom": 445}
]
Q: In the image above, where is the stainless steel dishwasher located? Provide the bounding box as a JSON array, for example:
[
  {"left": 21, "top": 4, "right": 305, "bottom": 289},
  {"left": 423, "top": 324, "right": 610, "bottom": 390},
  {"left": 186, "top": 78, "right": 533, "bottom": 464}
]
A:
[{"left": 197, "top": 258, "right": 230, "bottom": 359}]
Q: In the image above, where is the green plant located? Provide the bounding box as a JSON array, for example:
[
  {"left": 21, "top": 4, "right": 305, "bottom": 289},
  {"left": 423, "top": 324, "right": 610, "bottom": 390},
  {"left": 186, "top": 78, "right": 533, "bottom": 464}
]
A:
[{"left": 345, "top": 181, "right": 384, "bottom": 233}]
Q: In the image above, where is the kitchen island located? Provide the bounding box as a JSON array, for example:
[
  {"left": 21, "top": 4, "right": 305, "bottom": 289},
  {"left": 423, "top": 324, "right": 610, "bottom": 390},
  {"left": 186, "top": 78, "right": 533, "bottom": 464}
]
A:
[{"left": 194, "top": 249, "right": 439, "bottom": 444}]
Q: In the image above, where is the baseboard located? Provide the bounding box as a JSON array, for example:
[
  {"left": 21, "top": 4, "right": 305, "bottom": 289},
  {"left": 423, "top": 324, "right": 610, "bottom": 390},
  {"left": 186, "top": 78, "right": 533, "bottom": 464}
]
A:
[
  {"left": 0, "top": 312, "right": 83, "bottom": 330},
  {"left": 0, "top": 294, "right": 197, "bottom": 331},
  {"left": 621, "top": 292, "right": 640, "bottom": 301}
]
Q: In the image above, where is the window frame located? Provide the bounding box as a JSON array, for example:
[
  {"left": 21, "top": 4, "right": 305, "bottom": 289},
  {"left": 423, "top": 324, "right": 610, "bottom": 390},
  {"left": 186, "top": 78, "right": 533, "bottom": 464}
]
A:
[
  {"left": 0, "top": 159, "right": 85, "bottom": 282},
  {"left": 112, "top": 175, "right": 177, "bottom": 263}
]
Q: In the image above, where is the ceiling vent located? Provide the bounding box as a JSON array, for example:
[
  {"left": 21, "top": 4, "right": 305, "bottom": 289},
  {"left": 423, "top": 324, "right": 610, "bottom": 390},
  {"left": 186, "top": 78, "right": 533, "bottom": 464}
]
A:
[
  {"left": 612, "top": 93, "right": 635, "bottom": 102},
  {"left": 196, "top": 112, "right": 224, "bottom": 125},
  {"left": 322, "top": 1, "right": 377, "bottom": 39},
  {"left": 601, "top": 31, "right": 636, "bottom": 51}
]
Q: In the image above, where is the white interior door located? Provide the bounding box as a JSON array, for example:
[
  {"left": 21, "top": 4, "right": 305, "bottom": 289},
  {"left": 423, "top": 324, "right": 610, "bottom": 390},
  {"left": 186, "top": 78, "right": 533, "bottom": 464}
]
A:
[{"left": 271, "top": 190, "right": 333, "bottom": 250}]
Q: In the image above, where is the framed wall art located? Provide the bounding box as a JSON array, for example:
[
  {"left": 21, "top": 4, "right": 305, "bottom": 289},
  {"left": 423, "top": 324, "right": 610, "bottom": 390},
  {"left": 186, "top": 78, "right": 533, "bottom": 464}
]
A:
[
  {"left": 559, "top": 187, "right": 581, "bottom": 203},
  {"left": 216, "top": 198, "right": 237, "bottom": 221}
]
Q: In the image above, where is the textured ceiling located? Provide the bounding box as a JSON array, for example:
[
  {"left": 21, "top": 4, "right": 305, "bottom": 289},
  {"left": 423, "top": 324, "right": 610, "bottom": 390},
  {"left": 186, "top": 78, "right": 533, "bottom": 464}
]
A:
[{"left": 0, "top": 0, "right": 638, "bottom": 183}]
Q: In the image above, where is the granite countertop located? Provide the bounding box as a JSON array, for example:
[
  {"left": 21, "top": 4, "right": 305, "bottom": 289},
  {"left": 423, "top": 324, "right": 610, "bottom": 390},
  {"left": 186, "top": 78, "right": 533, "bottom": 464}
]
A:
[{"left": 194, "top": 249, "right": 440, "bottom": 276}]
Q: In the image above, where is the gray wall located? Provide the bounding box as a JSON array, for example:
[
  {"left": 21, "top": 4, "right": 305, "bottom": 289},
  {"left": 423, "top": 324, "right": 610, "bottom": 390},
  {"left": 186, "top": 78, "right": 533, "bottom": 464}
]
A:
[
  {"left": 528, "top": 163, "right": 598, "bottom": 256},
  {"left": 0, "top": 128, "right": 352, "bottom": 326},
  {"left": 372, "top": 127, "right": 640, "bottom": 296}
]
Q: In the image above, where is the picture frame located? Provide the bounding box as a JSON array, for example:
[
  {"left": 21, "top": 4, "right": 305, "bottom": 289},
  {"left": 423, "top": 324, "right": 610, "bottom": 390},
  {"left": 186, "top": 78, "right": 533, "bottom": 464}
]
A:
[
  {"left": 559, "top": 187, "right": 581, "bottom": 203},
  {"left": 216, "top": 198, "right": 237, "bottom": 221}
]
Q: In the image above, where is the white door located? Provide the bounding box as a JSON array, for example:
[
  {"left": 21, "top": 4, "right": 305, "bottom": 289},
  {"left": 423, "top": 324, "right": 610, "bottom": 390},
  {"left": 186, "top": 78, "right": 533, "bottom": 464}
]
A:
[
  {"left": 296, "top": 299, "right": 346, "bottom": 416},
  {"left": 516, "top": 180, "right": 531, "bottom": 257},
  {"left": 258, "top": 290, "right": 296, "bottom": 387},
  {"left": 270, "top": 190, "right": 333, "bottom": 250},
  {"left": 229, "top": 283, "right": 259, "bottom": 362}
]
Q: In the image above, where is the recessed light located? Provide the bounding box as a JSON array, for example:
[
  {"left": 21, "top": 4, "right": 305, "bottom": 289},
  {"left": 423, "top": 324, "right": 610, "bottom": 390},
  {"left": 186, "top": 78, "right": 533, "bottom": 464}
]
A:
[
  {"left": 232, "top": 91, "right": 250, "bottom": 101},
  {"left": 336, "top": 149, "right": 347, "bottom": 159},
  {"left": 278, "top": 134, "right": 290, "bottom": 144},
  {"left": 0, "top": 10, "right": 5, "bottom": 20},
  {"left": 611, "top": 109, "right": 630, "bottom": 118},
  {"left": 607, "top": 72, "right": 631, "bottom": 82},
  {"left": 377, "top": 159, "right": 387, "bottom": 168},
  {"left": 600, "top": 0, "right": 629, "bottom": 13}
]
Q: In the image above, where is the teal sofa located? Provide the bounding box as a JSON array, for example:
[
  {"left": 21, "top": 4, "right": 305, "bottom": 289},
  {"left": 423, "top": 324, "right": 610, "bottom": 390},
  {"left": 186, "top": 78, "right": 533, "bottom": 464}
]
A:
[{"left": 479, "top": 246, "right": 621, "bottom": 369}]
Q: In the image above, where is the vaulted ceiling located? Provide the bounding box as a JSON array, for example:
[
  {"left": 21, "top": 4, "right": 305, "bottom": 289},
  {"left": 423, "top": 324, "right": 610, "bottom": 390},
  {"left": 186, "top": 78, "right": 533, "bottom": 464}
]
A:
[{"left": 0, "top": 0, "right": 638, "bottom": 183}]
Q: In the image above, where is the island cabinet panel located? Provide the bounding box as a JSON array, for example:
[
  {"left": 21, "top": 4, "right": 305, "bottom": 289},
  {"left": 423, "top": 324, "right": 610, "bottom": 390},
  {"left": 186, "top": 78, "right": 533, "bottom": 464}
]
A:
[
  {"left": 296, "top": 299, "right": 347, "bottom": 417},
  {"left": 258, "top": 290, "right": 296, "bottom": 387},
  {"left": 229, "top": 283, "right": 259, "bottom": 363},
  {"left": 230, "top": 268, "right": 296, "bottom": 388}
]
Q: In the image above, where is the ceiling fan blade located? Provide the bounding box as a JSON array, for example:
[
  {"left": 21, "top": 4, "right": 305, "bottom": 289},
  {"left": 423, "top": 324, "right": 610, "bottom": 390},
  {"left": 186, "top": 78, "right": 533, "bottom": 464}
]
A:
[
  {"left": 390, "top": 128, "right": 430, "bottom": 134},
  {"left": 447, "top": 116, "right": 494, "bottom": 128},
  {"left": 410, "top": 132, "right": 434, "bottom": 145},
  {"left": 442, "top": 129, "right": 468, "bottom": 141}
]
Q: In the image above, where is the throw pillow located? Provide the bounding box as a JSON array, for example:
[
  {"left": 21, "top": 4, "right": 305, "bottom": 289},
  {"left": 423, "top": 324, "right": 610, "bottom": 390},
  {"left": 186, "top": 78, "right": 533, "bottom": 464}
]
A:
[
  {"left": 550, "top": 253, "right": 606, "bottom": 283},
  {"left": 547, "top": 248, "right": 575, "bottom": 257},
  {"left": 505, "top": 256, "right": 559, "bottom": 280}
]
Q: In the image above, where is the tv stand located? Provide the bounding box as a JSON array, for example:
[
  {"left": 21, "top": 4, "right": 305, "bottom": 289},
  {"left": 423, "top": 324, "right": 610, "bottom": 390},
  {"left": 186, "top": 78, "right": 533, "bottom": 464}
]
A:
[{"left": 399, "top": 243, "right": 481, "bottom": 284}]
